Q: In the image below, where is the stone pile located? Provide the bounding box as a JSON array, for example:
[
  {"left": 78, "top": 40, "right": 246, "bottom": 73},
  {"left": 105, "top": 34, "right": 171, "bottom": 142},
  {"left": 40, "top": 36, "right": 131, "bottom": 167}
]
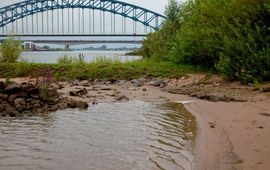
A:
[{"left": 0, "top": 81, "right": 89, "bottom": 117}]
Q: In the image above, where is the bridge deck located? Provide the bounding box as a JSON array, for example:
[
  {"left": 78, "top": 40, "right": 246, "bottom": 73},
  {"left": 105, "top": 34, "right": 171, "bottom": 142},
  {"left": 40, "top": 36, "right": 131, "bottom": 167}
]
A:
[{"left": 0, "top": 34, "right": 147, "bottom": 37}]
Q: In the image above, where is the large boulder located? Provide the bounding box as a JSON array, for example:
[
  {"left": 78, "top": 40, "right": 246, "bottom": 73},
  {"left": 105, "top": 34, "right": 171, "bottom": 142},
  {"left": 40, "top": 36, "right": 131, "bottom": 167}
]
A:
[{"left": 4, "top": 84, "right": 22, "bottom": 94}]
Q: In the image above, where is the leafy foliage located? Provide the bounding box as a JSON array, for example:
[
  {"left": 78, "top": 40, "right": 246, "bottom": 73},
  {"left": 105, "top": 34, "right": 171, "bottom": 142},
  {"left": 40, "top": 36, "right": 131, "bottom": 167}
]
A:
[
  {"left": 140, "top": 0, "right": 270, "bottom": 82},
  {"left": 0, "top": 35, "right": 22, "bottom": 63}
]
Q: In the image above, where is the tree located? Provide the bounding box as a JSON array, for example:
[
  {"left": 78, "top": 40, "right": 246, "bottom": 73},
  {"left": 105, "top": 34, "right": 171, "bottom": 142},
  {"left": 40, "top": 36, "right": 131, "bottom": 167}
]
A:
[{"left": 0, "top": 35, "right": 22, "bottom": 63}]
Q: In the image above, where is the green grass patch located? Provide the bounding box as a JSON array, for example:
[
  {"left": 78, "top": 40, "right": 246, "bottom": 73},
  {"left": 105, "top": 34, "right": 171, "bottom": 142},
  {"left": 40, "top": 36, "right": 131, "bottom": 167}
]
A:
[{"left": 0, "top": 60, "right": 199, "bottom": 81}]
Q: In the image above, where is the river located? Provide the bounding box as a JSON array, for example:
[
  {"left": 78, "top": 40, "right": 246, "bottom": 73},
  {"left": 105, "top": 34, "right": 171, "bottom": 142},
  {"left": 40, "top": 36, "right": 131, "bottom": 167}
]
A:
[
  {"left": 0, "top": 102, "right": 195, "bottom": 170},
  {"left": 19, "top": 51, "right": 141, "bottom": 64}
]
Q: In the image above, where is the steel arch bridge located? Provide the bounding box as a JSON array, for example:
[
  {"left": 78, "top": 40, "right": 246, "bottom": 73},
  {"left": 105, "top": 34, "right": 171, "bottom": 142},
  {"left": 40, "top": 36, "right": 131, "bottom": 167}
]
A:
[{"left": 0, "top": 0, "right": 166, "bottom": 36}]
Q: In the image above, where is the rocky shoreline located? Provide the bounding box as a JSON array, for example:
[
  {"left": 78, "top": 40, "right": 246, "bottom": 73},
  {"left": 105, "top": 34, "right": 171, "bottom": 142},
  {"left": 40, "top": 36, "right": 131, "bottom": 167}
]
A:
[
  {"left": 0, "top": 75, "right": 270, "bottom": 169},
  {"left": 1, "top": 74, "right": 269, "bottom": 117},
  {"left": 0, "top": 81, "right": 89, "bottom": 117}
]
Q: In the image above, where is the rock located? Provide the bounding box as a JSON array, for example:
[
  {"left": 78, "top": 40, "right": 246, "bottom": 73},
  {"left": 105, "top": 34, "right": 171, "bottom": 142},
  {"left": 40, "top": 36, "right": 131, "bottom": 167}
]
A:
[
  {"left": 40, "top": 88, "right": 59, "bottom": 102},
  {"left": 128, "top": 87, "right": 137, "bottom": 91},
  {"left": 31, "top": 94, "right": 40, "bottom": 99},
  {"left": 105, "top": 81, "right": 112, "bottom": 85},
  {"left": 58, "top": 102, "right": 68, "bottom": 109},
  {"left": 116, "top": 94, "right": 129, "bottom": 101},
  {"left": 14, "top": 98, "right": 27, "bottom": 112},
  {"left": 261, "top": 85, "right": 270, "bottom": 92},
  {"left": 4, "top": 85, "right": 22, "bottom": 94},
  {"left": 117, "top": 80, "right": 127, "bottom": 85},
  {"left": 57, "top": 83, "right": 65, "bottom": 89},
  {"left": 14, "top": 98, "right": 26, "bottom": 106},
  {"left": 0, "top": 102, "right": 5, "bottom": 112},
  {"left": 33, "top": 103, "right": 41, "bottom": 109},
  {"left": 149, "top": 79, "right": 165, "bottom": 86},
  {"left": 138, "top": 77, "right": 147, "bottom": 82},
  {"left": 131, "top": 79, "right": 144, "bottom": 87},
  {"left": 5, "top": 103, "right": 19, "bottom": 117},
  {"left": 0, "top": 82, "right": 91, "bottom": 117},
  {"left": 8, "top": 94, "right": 18, "bottom": 103},
  {"left": 142, "top": 88, "right": 147, "bottom": 91},
  {"left": 48, "top": 105, "right": 59, "bottom": 112},
  {"left": 69, "top": 88, "right": 88, "bottom": 96},
  {"left": 100, "top": 87, "right": 112, "bottom": 91},
  {"left": 21, "top": 81, "right": 28, "bottom": 85},
  {"left": 168, "top": 87, "right": 197, "bottom": 95},
  {"left": 80, "top": 80, "right": 90, "bottom": 87},
  {"left": 72, "top": 80, "right": 80, "bottom": 86},
  {"left": 160, "top": 84, "right": 166, "bottom": 88},
  {"left": 67, "top": 100, "right": 77, "bottom": 108},
  {"left": 25, "top": 86, "right": 39, "bottom": 94},
  {"left": 31, "top": 99, "right": 42, "bottom": 105},
  {"left": 76, "top": 101, "right": 89, "bottom": 109},
  {"left": 0, "top": 81, "right": 6, "bottom": 90},
  {"left": 0, "top": 93, "right": 8, "bottom": 100},
  {"left": 195, "top": 94, "right": 247, "bottom": 102},
  {"left": 92, "top": 101, "right": 98, "bottom": 105}
]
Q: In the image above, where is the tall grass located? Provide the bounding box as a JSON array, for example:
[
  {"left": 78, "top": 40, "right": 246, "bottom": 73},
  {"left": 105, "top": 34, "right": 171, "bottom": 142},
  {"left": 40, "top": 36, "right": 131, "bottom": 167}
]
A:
[
  {"left": 93, "top": 56, "right": 122, "bottom": 64},
  {"left": 0, "top": 59, "right": 199, "bottom": 80},
  {"left": 57, "top": 53, "right": 86, "bottom": 64}
]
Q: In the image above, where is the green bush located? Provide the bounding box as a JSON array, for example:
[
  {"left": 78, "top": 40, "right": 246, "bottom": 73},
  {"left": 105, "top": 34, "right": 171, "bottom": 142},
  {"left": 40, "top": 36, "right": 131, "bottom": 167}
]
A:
[
  {"left": 0, "top": 35, "right": 22, "bottom": 63},
  {"left": 141, "top": 0, "right": 270, "bottom": 82}
]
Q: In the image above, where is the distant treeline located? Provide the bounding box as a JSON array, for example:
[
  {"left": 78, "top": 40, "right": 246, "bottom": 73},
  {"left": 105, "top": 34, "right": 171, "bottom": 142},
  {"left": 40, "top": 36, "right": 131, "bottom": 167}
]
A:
[{"left": 140, "top": 0, "right": 270, "bottom": 83}]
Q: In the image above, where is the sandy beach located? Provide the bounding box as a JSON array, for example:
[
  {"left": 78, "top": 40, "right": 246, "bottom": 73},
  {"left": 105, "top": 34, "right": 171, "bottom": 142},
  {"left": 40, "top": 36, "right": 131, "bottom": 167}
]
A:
[{"left": 1, "top": 75, "right": 270, "bottom": 170}]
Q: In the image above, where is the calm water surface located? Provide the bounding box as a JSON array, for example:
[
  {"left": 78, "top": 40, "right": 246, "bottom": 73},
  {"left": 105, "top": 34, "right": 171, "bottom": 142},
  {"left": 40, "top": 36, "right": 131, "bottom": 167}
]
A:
[
  {"left": 20, "top": 51, "right": 141, "bottom": 63},
  {"left": 0, "top": 102, "right": 196, "bottom": 170}
]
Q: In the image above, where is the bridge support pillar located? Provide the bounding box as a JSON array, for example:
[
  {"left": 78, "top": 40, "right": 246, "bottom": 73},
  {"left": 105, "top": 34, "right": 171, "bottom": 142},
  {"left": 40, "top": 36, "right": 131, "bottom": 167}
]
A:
[{"left": 65, "top": 44, "right": 70, "bottom": 50}]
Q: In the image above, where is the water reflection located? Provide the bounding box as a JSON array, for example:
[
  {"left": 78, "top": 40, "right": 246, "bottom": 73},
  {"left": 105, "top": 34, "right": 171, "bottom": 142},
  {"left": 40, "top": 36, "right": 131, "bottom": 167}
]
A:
[{"left": 0, "top": 102, "right": 196, "bottom": 170}]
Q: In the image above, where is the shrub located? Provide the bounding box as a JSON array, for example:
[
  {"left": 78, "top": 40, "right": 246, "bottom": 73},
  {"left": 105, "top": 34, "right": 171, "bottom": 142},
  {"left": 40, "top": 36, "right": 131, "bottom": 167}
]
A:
[
  {"left": 140, "top": 0, "right": 270, "bottom": 82},
  {"left": 0, "top": 35, "right": 22, "bottom": 63}
]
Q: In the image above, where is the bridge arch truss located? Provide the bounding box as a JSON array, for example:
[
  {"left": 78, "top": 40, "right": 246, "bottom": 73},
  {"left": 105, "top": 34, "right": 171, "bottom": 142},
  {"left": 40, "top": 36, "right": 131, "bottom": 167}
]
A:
[{"left": 0, "top": 0, "right": 166, "bottom": 35}]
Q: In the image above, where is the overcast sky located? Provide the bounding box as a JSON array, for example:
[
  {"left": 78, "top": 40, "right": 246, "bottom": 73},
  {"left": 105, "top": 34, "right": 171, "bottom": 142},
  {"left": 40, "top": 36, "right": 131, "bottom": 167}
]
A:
[
  {"left": 0, "top": 0, "right": 183, "bottom": 48},
  {"left": 0, "top": 0, "right": 170, "bottom": 14}
]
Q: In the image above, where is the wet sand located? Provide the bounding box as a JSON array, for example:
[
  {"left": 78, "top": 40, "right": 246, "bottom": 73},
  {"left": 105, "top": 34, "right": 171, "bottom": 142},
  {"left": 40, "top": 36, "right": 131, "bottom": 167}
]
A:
[{"left": 1, "top": 76, "right": 270, "bottom": 170}]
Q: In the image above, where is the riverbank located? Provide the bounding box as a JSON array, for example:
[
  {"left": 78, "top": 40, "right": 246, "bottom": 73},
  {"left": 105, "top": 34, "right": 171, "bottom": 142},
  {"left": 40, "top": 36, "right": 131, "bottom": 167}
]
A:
[
  {"left": 0, "top": 61, "right": 197, "bottom": 80},
  {"left": 1, "top": 74, "right": 270, "bottom": 170}
]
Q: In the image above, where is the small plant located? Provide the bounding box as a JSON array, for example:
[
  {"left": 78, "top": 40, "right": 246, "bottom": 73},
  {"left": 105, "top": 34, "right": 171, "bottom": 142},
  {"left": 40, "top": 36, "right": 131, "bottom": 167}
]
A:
[
  {"left": 39, "top": 67, "right": 52, "bottom": 99},
  {"left": 73, "top": 53, "right": 86, "bottom": 64},
  {"left": 94, "top": 56, "right": 121, "bottom": 64},
  {"left": 4, "top": 77, "right": 12, "bottom": 85},
  {"left": 57, "top": 53, "right": 86, "bottom": 64},
  {"left": 57, "top": 54, "right": 73, "bottom": 64},
  {"left": 0, "top": 35, "right": 22, "bottom": 63},
  {"left": 253, "top": 80, "right": 261, "bottom": 91}
]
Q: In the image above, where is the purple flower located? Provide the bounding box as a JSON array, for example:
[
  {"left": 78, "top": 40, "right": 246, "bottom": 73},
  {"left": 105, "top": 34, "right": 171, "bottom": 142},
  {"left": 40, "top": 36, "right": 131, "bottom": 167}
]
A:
[{"left": 46, "top": 67, "right": 52, "bottom": 82}]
